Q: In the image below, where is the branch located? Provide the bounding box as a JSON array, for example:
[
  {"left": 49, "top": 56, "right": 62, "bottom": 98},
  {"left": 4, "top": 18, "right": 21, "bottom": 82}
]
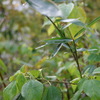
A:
[
  {"left": 0, "top": 72, "right": 6, "bottom": 87},
  {"left": 46, "top": 16, "right": 82, "bottom": 78},
  {"left": 37, "top": 78, "right": 75, "bottom": 85},
  {"left": 46, "top": 16, "right": 64, "bottom": 37},
  {"left": 68, "top": 33, "right": 82, "bottom": 78},
  {"left": 64, "top": 81, "right": 70, "bottom": 100}
]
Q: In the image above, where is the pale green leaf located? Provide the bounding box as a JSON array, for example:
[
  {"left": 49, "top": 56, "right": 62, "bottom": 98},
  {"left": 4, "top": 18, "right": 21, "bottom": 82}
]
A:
[
  {"left": 62, "top": 23, "right": 72, "bottom": 29},
  {"left": 67, "top": 64, "right": 80, "bottom": 77},
  {"left": 26, "top": 0, "right": 62, "bottom": 17},
  {"left": 0, "top": 59, "right": 7, "bottom": 73},
  {"left": 61, "top": 19, "right": 85, "bottom": 27},
  {"left": 58, "top": 3, "right": 74, "bottom": 19},
  {"left": 93, "top": 67, "right": 100, "bottom": 75},
  {"left": 3, "top": 81, "right": 19, "bottom": 100},
  {"left": 70, "top": 78, "right": 80, "bottom": 84},
  {"left": 21, "top": 80, "right": 43, "bottom": 100},
  {"left": 51, "top": 43, "right": 62, "bottom": 58},
  {"left": 68, "top": 6, "right": 86, "bottom": 37},
  {"left": 77, "top": 48, "right": 97, "bottom": 52},
  {"left": 47, "top": 24, "right": 55, "bottom": 35},
  {"left": 35, "top": 43, "right": 48, "bottom": 49},
  {"left": 29, "top": 70, "right": 41, "bottom": 78},
  {"left": 74, "top": 16, "right": 100, "bottom": 37},
  {"left": 9, "top": 70, "right": 21, "bottom": 82},
  {"left": 53, "top": 0, "right": 66, "bottom": 3},
  {"left": 16, "top": 74, "right": 27, "bottom": 91}
]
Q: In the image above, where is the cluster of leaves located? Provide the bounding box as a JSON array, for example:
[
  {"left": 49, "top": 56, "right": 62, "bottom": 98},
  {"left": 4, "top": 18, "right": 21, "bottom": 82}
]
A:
[
  {"left": 3, "top": 65, "right": 63, "bottom": 100},
  {"left": 3, "top": 64, "right": 100, "bottom": 100},
  {"left": 0, "top": 0, "right": 45, "bottom": 99},
  {"left": 1, "top": 0, "right": 100, "bottom": 100}
]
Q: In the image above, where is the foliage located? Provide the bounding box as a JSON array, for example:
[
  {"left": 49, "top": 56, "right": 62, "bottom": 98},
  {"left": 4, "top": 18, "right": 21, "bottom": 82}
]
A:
[{"left": 0, "top": 0, "right": 100, "bottom": 100}]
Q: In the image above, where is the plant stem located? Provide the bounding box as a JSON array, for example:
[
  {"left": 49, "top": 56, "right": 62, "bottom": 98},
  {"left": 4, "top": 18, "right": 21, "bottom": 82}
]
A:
[
  {"left": 0, "top": 72, "right": 6, "bottom": 87},
  {"left": 64, "top": 82, "right": 70, "bottom": 100},
  {"left": 72, "top": 43, "right": 82, "bottom": 78},
  {"left": 67, "top": 44, "right": 82, "bottom": 77},
  {"left": 37, "top": 78, "right": 75, "bottom": 85},
  {"left": 68, "top": 33, "right": 82, "bottom": 78},
  {"left": 74, "top": 16, "right": 100, "bottom": 37},
  {"left": 46, "top": 16, "right": 82, "bottom": 78},
  {"left": 46, "top": 16, "right": 64, "bottom": 37}
]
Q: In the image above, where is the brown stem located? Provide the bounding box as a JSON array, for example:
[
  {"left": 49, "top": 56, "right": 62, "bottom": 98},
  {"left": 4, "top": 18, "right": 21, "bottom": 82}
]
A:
[
  {"left": 67, "top": 43, "right": 82, "bottom": 78},
  {"left": 46, "top": 16, "right": 65, "bottom": 37},
  {"left": 0, "top": 72, "right": 6, "bottom": 87},
  {"left": 46, "top": 16, "right": 61, "bottom": 33},
  {"left": 64, "top": 82, "right": 70, "bottom": 100},
  {"left": 68, "top": 31, "right": 82, "bottom": 78},
  {"left": 37, "top": 78, "right": 75, "bottom": 85},
  {"left": 72, "top": 39, "right": 82, "bottom": 78}
]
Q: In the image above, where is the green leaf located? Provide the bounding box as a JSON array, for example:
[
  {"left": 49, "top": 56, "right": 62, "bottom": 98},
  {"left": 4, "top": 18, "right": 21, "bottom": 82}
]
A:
[
  {"left": 0, "top": 59, "right": 7, "bottom": 73},
  {"left": 62, "top": 43, "right": 69, "bottom": 49},
  {"left": 68, "top": 6, "right": 86, "bottom": 37},
  {"left": 3, "top": 81, "right": 19, "bottom": 100},
  {"left": 81, "top": 97, "right": 91, "bottom": 100},
  {"left": 83, "top": 80, "right": 100, "bottom": 99},
  {"left": 83, "top": 65, "right": 95, "bottom": 75},
  {"left": 88, "top": 53, "right": 100, "bottom": 62},
  {"left": 53, "top": 0, "right": 66, "bottom": 3},
  {"left": 61, "top": 19, "right": 85, "bottom": 27},
  {"left": 78, "top": 78, "right": 88, "bottom": 91},
  {"left": 71, "top": 90, "right": 81, "bottom": 100},
  {"left": 21, "top": 80, "right": 43, "bottom": 100},
  {"left": 20, "top": 65, "right": 31, "bottom": 73},
  {"left": 70, "top": 78, "right": 80, "bottom": 84},
  {"left": 67, "top": 63, "right": 80, "bottom": 77},
  {"left": 9, "top": 70, "right": 21, "bottom": 82},
  {"left": 47, "top": 24, "right": 55, "bottom": 35},
  {"left": 93, "top": 67, "right": 100, "bottom": 75},
  {"left": 77, "top": 48, "right": 97, "bottom": 52},
  {"left": 58, "top": 3, "right": 74, "bottom": 19},
  {"left": 36, "top": 43, "right": 49, "bottom": 49},
  {"left": 45, "top": 38, "right": 72, "bottom": 44},
  {"left": 16, "top": 60, "right": 33, "bottom": 67},
  {"left": 62, "top": 23, "right": 72, "bottom": 29},
  {"left": 26, "top": 0, "right": 62, "bottom": 17},
  {"left": 43, "top": 17, "right": 55, "bottom": 27},
  {"left": 51, "top": 43, "right": 62, "bottom": 58},
  {"left": 29, "top": 70, "right": 41, "bottom": 78},
  {"left": 42, "top": 85, "right": 62, "bottom": 100},
  {"left": 74, "top": 16, "right": 100, "bottom": 38},
  {"left": 16, "top": 73, "right": 27, "bottom": 91}
]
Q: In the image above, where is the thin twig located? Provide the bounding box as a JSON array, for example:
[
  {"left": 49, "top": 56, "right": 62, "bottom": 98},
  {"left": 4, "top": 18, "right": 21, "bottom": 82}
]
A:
[
  {"left": 68, "top": 33, "right": 82, "bottom": 78},
  {"left": 64, "top": 82, "right": 70, "bottom": 100},
  {"left": 46, "top": 16, "right": 64, "bottom": 37},
  {"left": 0, "top": 72, "right": 6, "bottom": 87},
  {"left": 37, "top": 78, "right": 75, "bottom": 85},
  {"left": 46, "top": 16, "right": 61, "bottom": 33}
]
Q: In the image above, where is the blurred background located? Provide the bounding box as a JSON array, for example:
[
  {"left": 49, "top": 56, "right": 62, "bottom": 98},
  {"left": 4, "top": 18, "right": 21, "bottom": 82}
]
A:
[{"left": 0, "top": 0, "right": 100, "bottom": 99}]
